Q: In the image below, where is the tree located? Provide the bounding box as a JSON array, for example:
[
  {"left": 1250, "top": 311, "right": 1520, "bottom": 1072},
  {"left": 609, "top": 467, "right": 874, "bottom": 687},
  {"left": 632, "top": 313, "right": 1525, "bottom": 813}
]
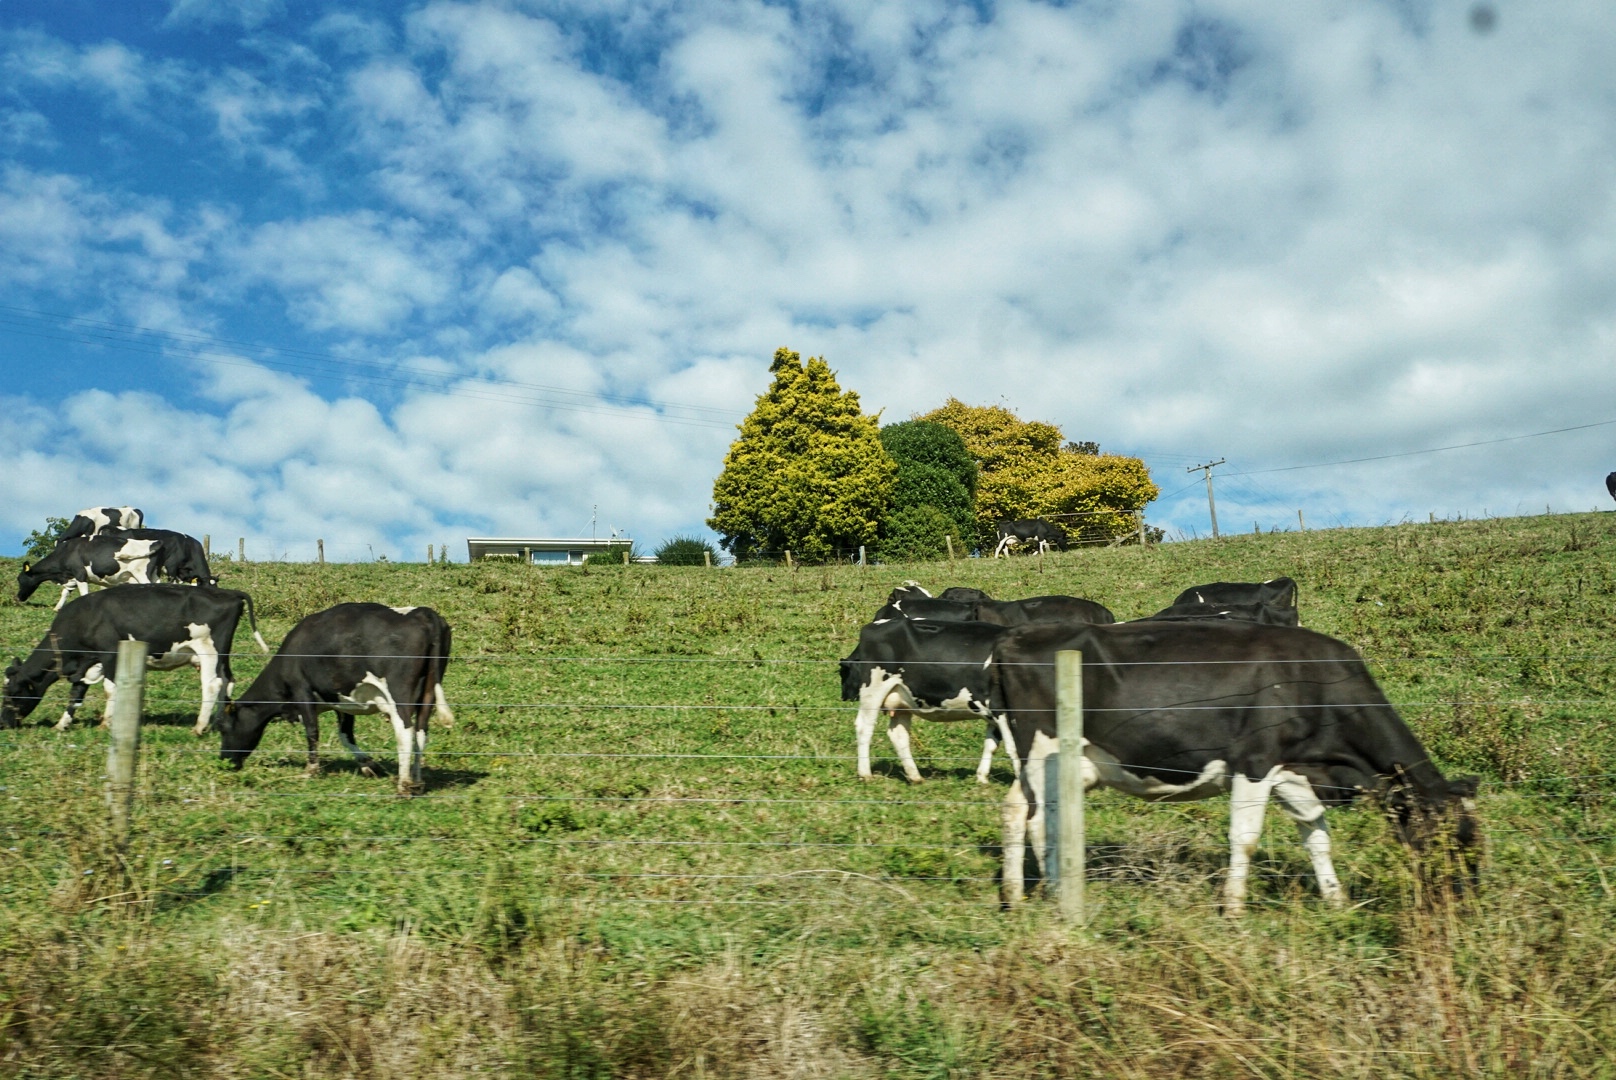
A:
[
  {"left": 708, "top": 348, "right": 896, "bottom": 561},
  {"left": 23, "top": 517, "right": 70, "bottom": 560},
  {"left": 878, "top": 420, "right": 976, "bottom": 559},
  {"left": 918, "top": 399, "right": 1158, "bottom": 547}
]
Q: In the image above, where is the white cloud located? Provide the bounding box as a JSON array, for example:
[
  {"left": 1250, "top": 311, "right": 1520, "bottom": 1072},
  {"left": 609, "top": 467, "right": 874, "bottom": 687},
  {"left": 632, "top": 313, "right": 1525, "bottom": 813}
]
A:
[{"left": 4, "top": 1, "right": 1616, "bottom": 557}]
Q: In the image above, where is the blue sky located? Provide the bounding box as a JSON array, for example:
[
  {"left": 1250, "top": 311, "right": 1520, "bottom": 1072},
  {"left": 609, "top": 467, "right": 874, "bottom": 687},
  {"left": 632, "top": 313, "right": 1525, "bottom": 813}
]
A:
[{"left": 2, "top": 0, "right": 1613, "bottom": 559}]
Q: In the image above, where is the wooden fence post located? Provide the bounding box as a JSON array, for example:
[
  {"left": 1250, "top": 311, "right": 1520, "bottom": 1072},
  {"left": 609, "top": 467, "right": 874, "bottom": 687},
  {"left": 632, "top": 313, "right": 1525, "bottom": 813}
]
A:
[
  {"left": 106, "top": 639, "right": 148, "bottom": 881},
  {"left": 622, "top": 549, "right": 630, "bottom": 566},
  {"left": 203, "top": 534, "right": 210, "bottom": 559},
  {"left": 703, "top": 550, "right": 712, "bottom": 568},
  {"left": 1055, "top": 649, "right": 1085, "bottom": 925},
  {"left": 945, "top": 535, "right": 955, "bottom": 561},
  {"left": 858, "top": 545, "right": 866, "bottom": 568},
  {"left": 238, "top": 537, "right": 245, "bottom": 563},
  {"left": 785, "top": 550, "right": 793, "bottom": 570},
  {"left": 1298, "top": 510, "right": 1306, "bottom": 531},
  {"left": 1137, "top": 511, "right": 1147, "bottom": 546},
  {"left": 317, "top": 539, "right": 324, "bottom": 564},
  {"left": 428, "top": 544, "right": 434, "bottom": 564}
]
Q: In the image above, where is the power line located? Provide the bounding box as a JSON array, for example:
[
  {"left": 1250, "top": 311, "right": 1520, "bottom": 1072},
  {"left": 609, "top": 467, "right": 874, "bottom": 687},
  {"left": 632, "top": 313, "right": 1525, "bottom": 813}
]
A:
[
  {"left": 0, "top": 304, "right": 743, "bottom": 430},
  {"left": 1225, "top": 418, "right": 1616, "bottom": 476}
]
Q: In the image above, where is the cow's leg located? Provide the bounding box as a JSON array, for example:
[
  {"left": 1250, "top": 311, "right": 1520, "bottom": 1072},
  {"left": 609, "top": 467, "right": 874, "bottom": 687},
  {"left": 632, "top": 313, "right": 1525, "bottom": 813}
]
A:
[
  {"left": 55, "top": 681, "right": 91, "bottom": 730},
  {"left": 336, "top": 714, "right": 375, "bottom": 776},
  {"left": 886, "top": 711, "right": 923, "bottom": 784},
  {"left": 54, "top": 583, "right": 75, "bottom": 611},
  {"left": 1023, "top": 730, "right": 1059, "bottom": 886},
  {"left": 994, "top": 714, "right": 1021, "bottom": 778},
  {"left": 975, "top": 718, "right": 999, "bottom": 784},
  {"left": 1225, "top": 772, "right": 1276, "bottom": 916},
  {"left": 1001, "top": 773, "right": 1031, "bottom": 906},
  {"left": 98, "top": 678, "right": 118, "bottom": 729},
  {"left": 433, "top": 683, "right": 454, "bottom": 729},
  {"left": 192, "top": 649, "right": 223, "bottom": 736},
  {"left": 297, "top": 703, "right": 323, "bottom": 773},
  {"left": 854, "top": 676, "right": 899, "bottom": 780},
  {"left": 374, "top": 691, "right": 419, "bottom": 796},
  {"left": 1272, "top": 770, "right": 1345, "bottom": 908}
]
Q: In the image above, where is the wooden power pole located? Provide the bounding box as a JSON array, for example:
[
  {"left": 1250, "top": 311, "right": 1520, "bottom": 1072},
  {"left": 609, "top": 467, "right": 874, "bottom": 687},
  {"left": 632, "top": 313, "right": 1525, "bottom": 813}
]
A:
[{"left": 1188, "top": 459, "right": 1226, "bottom": 539}]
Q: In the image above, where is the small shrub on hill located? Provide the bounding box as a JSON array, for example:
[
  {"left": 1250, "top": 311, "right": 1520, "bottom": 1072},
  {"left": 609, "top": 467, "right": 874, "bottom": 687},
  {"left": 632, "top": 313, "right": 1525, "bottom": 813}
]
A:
[{"left": 654, "top": 535, "right": 717, "bottom": 566}]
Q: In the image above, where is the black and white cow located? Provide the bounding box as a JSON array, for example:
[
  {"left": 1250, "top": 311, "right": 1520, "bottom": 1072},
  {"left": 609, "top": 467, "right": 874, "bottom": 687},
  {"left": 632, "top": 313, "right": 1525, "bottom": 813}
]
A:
[
  {"left": 17, "top": 534, "right": 163, "bottom": 611},
  {"left": 992, "top": 518, "right": 1069, "bottom": 558},
  {"left": 1607, "top": 471, "right": 1616, "bottom": 503},
  {"left": 875, "top": 589, "right": 1115, "bottom": 629},
  {"left": 107, "top": 528, "right": 214, "bottom": 586},
  {"left": 841, "top": 618, "right": 1012, "bottom": 784},
  {"left": 938, "top": 586, "right": 993, "bottom": 603},
  {"left": 989, "top": 620, "right": 1480, "bottom": 914},
  {"left": 217, "top": 603, "right": 454, "bottom": 796},
  {"left": 60, "top": 506, "right": 144, "bottom": 541},
  {"left": 1169, "top": 577, "right": 1298, "bottom": 614},
  {"left": 1, "top": 584, "right": 267, "bottom": 734}
]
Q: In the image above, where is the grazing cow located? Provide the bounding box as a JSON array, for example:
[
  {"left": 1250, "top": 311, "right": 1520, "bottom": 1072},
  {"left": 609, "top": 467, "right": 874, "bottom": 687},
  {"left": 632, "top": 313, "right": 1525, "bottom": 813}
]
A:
[
  {"left": 875, "top": 591, "right": 1115, "bottom": 629},
  {"left": 1141, "top": 600, "right": 1299, "bottom": 626},
  {"left": 17, "top": 534, "right": 162, "bottom": 611},
  {"left": 1, "top": 584, "right": 267, "bottom": 734},
  {"left": 217, "top": 604, "right": 454, "bottom": 796},
  {"left": 1607, "top": 471, "right": 1616, "bottom": 503},
  {"left": 841, "top": 618, "right": 1012, "bottom": 784},
  {"left": 1170, "top": 577, "right": 1298, "bottom": 614},
  {"left": 938, "top": 587, "right": 993, "bottom": 603},
  {"left": 992, "top": 518, "right": 1069, "bottom": 558},
  {"left": 107, "top": 528, "right": 214, "bottom": 586},
  {"left": 60, "top": 506, "right": 144, "bottom": 541},
  {"left": 990, "top": 620, "right": 1480, "bottom": 913}
]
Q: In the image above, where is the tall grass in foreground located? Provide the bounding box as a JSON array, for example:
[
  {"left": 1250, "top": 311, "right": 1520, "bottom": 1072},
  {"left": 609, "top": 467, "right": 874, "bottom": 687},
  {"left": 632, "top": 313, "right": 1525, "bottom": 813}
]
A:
[{"left": 1, "top": 512, "right": 1613, "bottom": 1077}]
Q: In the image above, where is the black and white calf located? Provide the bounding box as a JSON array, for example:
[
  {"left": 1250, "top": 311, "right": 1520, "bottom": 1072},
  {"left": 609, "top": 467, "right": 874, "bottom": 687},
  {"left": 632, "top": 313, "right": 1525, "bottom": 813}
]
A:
[
  {"left": 840, "top": 618, "right": 1010, "bottom": 784},
  {"left": 990, "top": 620, "right": 1480, "bottom": 914},
  {"left": 217, "top": 603, "right": 453, "bottom": 796},
  {"left": 17, "top": 534, "right": 163, "bottom": 611},
  {"left": 1, "top": 584, "right": 267, "bottom": 733},
  {"left": 992, "top": 518, "right": 1069, "bottom": 557},
  {"left": 60, "top": 506, "right": 144, "bottom": 541}
]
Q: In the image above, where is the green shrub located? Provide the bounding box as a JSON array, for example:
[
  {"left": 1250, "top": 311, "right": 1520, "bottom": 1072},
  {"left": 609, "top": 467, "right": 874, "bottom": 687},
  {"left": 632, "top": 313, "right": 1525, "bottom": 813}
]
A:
[
  {"left": 878, "top": 505, "right": 959, "bottom": 562},
  {"left": 654, "top": 535, "right": 717, "bottom": 566},
  {"left": 22, "top": 517, "right": 70, "bottom": 560}
]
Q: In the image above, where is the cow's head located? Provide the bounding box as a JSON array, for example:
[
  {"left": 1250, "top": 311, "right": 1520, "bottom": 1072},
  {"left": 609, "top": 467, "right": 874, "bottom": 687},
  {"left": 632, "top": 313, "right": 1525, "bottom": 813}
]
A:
[
  {"left": 215, "top": 698, "right": 277, "bottom": 765},
  {"left": 16, "top": 563, "right": 42, "bottom": 603},
  {"left": 1, "top": 656, "right": 48, "bottom": 727},
  {"left": 1383, "top": 772, "right": 1483, "bottom": 898}
]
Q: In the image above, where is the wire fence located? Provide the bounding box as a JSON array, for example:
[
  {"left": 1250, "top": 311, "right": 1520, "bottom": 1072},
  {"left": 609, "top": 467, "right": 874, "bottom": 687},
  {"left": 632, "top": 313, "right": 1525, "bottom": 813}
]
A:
[{"left": 1, "top": 645, "right": 1611, "bottom": 921}]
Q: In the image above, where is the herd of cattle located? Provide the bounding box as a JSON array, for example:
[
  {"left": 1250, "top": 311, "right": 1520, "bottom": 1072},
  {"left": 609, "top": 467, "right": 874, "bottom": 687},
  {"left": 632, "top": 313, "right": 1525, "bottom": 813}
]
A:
[
  {"left": 841, "top": 577, "right": 1480, "bottom": 911},
  {"left": 3, "top": 507, "right": 1480, "bottom": 913},
  {"left": 4, "top": 506, "right": 453, "bottom": 795}
]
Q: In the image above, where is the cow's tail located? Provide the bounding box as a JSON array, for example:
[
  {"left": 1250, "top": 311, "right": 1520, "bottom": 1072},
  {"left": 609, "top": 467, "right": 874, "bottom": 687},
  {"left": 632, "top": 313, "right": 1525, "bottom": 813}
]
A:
[
  {"left": 241, "top": 593, "right": 270, "bottom": 653},
  {"left": 430, "top": 618, "right": 454, "bottom": 729}
]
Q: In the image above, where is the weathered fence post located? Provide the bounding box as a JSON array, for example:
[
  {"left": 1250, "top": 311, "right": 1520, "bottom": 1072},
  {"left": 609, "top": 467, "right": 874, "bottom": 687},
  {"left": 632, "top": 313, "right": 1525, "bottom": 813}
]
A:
[
  {"left": 945, "top": 535, "right": 955, "bottom": 561},
  {"left": 203, "top": 534, "right": 210, "bottom": 559},
  {"left": 317, "top": 539, "right": 325, "bottom": 564},
  {"left": 1137, "top": 511, "right": 1147, "bottom": 546},
  {"left": 1055, "top": 649, "right": 1085, "bottom": 925},
  {"left": 785, "top": 550, "right": 794, "bottom": 570},
  {"left": 238, "top": 537, "right": 245, "bottom": 563},
  {"left": 428, "top": 544, "right": 434, "bottom": 564},
  {"left": 106, "top": 639, "right": 148, "bottom": 882},
  {"left": 622, "top": 549, "right": 630, "bottom": 566},
  {"left": 1298, "top": 510, "right": 1306, "bottom": 531},
  {"left": 858, "top": 544, "right": 866, "bottom": 568},
  {"left": 703, "top": 550, "right": 712, "bottom": 568}
]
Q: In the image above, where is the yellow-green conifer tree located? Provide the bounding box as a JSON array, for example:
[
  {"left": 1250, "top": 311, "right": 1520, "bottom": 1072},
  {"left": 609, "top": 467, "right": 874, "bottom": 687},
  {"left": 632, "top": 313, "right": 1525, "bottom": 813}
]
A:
[{"left": 708, "top": 348, "right": 896, "bottom": 561}]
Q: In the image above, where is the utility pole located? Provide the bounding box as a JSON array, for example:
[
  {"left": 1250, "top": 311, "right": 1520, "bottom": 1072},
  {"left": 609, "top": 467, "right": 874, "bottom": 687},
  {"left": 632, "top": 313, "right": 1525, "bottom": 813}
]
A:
[{"left": 1188, "top": 459, "right": 1226, "bottom": 539}]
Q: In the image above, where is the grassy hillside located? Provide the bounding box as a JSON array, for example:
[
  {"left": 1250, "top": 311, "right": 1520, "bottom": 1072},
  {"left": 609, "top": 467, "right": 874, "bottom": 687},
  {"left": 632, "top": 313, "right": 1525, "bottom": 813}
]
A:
[{"left": 1, "top": 512, "right": 1614, "bottom": 1078}]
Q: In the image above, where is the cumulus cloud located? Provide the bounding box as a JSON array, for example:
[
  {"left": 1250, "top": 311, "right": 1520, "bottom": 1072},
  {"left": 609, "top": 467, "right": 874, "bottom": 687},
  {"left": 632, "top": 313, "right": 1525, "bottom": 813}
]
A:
[{"left": 3, "top": 1, "right": 1615, "bottom": 557}]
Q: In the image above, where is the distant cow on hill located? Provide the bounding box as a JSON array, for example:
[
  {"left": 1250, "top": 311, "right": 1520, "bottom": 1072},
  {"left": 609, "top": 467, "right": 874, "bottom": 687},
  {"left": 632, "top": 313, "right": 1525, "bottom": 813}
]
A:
[
  {"left": 1607, "top": 471, "right": 1616, "bottom": 503},
  {"left": 993, "top": 519, "right": 1068, "bottom": 558}
]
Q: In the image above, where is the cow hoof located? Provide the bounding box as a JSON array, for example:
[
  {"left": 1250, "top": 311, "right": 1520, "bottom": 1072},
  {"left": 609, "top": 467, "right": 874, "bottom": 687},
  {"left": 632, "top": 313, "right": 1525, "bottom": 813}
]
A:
[
  {"left": 359, "top": 765, "right": 377, "bottom": 779},
  {"left": 304, "top": 763, "right": 322, "bottom": 776},
  {"left": 396, "top": 783, "right": 422, "bottom": 799},
  {"left": 905, "top": 775, "right": 925, "bottom": 786}
]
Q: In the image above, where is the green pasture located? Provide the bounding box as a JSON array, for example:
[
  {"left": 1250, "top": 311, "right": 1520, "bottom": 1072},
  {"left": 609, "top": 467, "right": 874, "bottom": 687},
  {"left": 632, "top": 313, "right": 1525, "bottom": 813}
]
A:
[{"left": 1, "top": 513, "right": 1614, "bottom": 1077}]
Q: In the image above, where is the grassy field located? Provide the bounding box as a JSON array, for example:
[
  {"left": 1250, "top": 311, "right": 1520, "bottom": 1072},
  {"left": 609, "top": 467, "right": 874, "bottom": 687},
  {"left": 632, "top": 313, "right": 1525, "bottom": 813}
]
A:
[{"left": 1, "top": 512, "right": 1614, "bottom": 1078}]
